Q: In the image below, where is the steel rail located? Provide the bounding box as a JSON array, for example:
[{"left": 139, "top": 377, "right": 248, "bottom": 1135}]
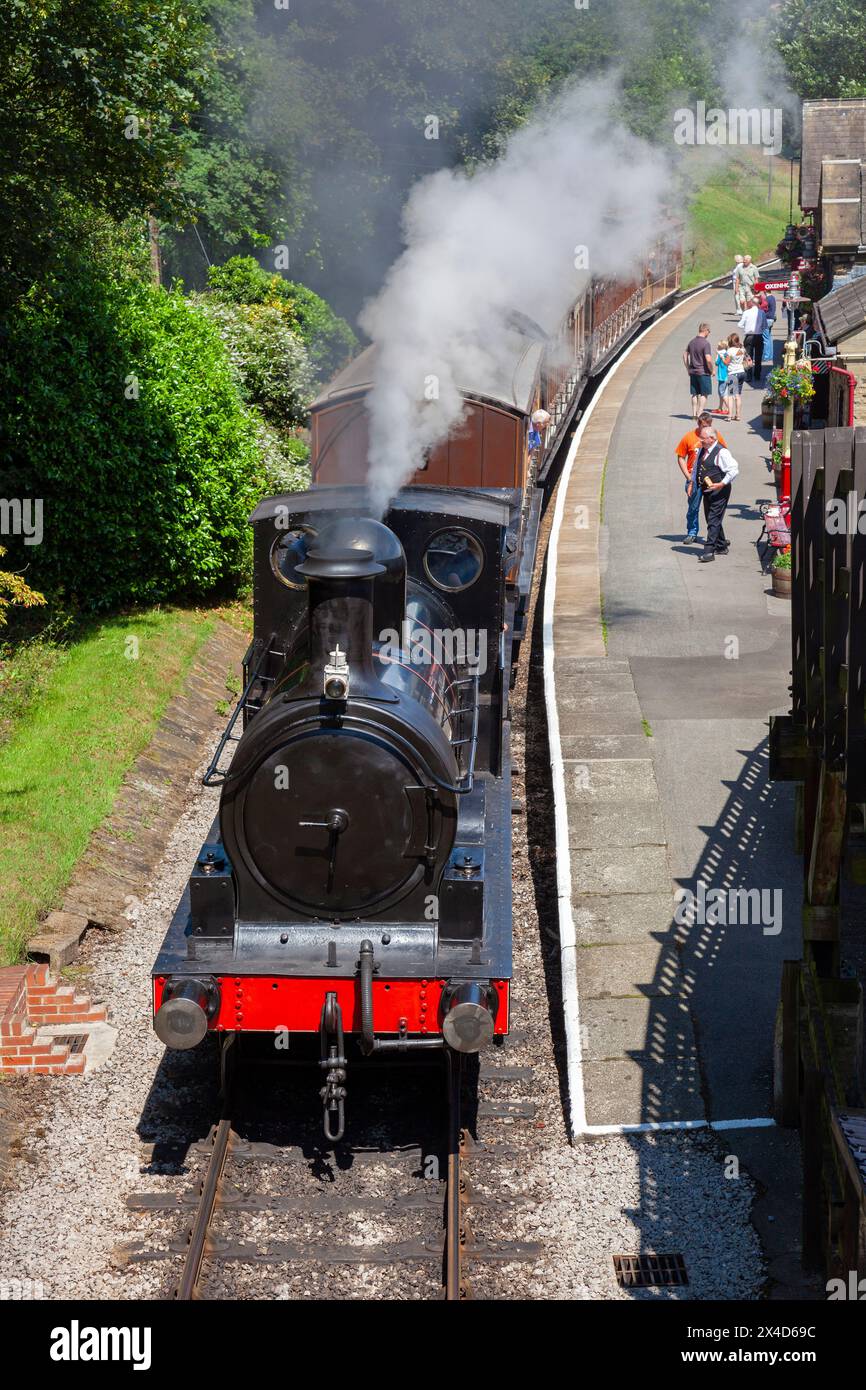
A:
[
  {"left": 174, "top": 1116, "right": 232, "bottom": 1300},
  {"left": 444, "top": 1050, "right": 467, "bottom": 1300}
]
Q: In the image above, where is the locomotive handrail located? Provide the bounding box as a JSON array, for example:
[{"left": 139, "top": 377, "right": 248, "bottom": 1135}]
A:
[
  {"left": 202, "top": 634, "right": 277, "bottom": 787},
  {"left": 422, "top": 670, "right": 480, "bottom": 796}
]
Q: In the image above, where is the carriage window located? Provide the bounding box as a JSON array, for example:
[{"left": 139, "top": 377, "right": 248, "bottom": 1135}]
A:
[{"left": 423, "top": 529, "right": 484, "bottom": 592}]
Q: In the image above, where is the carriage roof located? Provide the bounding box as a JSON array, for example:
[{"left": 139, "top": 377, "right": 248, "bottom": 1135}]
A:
[{"left": 310, "top": 334, "right": 547, "bottom": 418}]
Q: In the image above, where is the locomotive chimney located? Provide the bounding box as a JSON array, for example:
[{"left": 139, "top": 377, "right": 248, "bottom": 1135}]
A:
[
  {"left": 311, "top": 516, "right": 407, "bottom": 637},
  {"left": 296, "top": 545, "right": 385, "bottom": 700}
]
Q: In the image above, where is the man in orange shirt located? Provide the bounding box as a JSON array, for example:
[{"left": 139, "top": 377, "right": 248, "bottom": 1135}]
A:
[{"left": 676, "top": 411, "right": 727, "bottom": 543}]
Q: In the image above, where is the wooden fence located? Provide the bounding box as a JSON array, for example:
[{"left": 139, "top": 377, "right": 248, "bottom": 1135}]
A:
[{"left": 770, "top": 426, "right": 866, "bottom": 1282}]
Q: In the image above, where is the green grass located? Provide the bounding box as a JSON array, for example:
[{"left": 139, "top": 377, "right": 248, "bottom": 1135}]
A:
[
  {"left": 642, "top": 718, "right": 653, "bottom": 738},
  {"left": 0, "top": 636, "right": 64, "bottom": 748},
  {"left": 683, "top": 150, "right": 799, "bottom": 289},
  {"left": 0, "top": 607, "right": 218, "bottom": 961}
]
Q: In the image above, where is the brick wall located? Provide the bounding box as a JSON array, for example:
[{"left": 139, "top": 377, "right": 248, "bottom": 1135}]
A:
[{"left": 0, "top": 965, "right": 106, "bottom": 1075}]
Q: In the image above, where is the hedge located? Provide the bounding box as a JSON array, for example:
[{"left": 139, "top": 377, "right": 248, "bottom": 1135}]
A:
[{"left": 0, "top": 259, "right": 266, "bottom": 611}]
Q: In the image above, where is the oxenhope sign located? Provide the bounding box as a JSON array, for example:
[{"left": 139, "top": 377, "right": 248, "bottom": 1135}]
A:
[{"left": 755, "top": 280, "right": 790, "bottom": 294}]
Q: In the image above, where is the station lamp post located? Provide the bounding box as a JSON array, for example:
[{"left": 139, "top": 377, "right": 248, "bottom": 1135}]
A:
[{"left": 780, "top": 270, "right": 802, "bottom": 503}]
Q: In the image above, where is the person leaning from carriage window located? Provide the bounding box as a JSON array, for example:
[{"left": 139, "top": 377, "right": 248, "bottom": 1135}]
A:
[
  {"left": 528, "top": 408, "right": 551, "bottom": 453},
  {"left": 694, "top": 424, "right": 739, "bottom": 563},
  {"left": 676, "top": 411, "right": 727, "bottom": 544},
  {"left": 683, "top": 322, "right": 714, "bottom": 419}
]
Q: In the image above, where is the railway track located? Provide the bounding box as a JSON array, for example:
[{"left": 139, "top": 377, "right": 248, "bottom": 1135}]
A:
[
  {"left": 119, "top": 412, "right": 573, "bottom": 1304},
  {"left": 124, "top": 1043, "right": 541, "bottom": 1300}
]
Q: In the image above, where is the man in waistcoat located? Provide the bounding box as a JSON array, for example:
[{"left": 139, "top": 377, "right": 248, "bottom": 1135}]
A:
[{"left": 694, "top": 425, "right": 739, "bottom": 563}]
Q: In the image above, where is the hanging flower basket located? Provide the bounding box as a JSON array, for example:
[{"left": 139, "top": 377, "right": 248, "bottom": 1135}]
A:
[{"left": 769, "top": 362, "right": 815, "bottom": 404}]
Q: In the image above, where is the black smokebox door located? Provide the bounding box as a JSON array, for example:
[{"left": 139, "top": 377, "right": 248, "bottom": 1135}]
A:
[{"left": 243, "top": 732, "right": 421, "bottom": 913}]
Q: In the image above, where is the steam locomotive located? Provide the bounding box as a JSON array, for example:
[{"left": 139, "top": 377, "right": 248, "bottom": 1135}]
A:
[{"left": 151, "top": 243, "right": 681, "bottom": 1139}]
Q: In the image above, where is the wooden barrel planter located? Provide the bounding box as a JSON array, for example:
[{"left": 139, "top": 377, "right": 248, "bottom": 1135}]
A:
[{"left": 772, "top": 565, "right": 792, "bottom": 598}]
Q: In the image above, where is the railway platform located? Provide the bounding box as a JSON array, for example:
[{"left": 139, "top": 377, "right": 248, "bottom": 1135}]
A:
[{"left": 546, "top": 286, "right": 819, "bottom": 1295}]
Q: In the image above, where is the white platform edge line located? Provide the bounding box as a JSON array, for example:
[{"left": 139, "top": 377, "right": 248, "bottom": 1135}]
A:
[
  {"left": 581, "top": 1118, "right": 776, "bottom": 1136},
  {"left": 541, "top": 284, "right": 717, "bottom": 1141}
]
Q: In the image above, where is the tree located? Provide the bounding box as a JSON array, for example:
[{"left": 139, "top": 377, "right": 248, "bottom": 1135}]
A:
[
  {"left": 0, "top": 0, "right": 210, "bottom": 300},
  {"left": 775, "top": 0, "right": 866, "bottom": 100},
  {"left": 160, "top": 0, "right": 297, "bottom": 285},
  {"left": 0, "top": 548, "right": 45, "bottom": 628}
]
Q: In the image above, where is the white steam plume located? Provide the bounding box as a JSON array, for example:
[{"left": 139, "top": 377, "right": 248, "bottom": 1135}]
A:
[{"left": 359, "top": 77, "right": 674, "bottom": 514}]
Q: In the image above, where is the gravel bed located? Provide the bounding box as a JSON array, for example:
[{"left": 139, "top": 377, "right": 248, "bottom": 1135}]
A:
[
  {"left": 0, "top": 502, "right": 765, "bottom": 1300},
  {"left": 0, "top": 755, "right": 225, "bottom": 1300}
]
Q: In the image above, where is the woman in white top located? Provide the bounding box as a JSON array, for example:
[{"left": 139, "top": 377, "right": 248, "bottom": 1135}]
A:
[{"left": 721, "top": 333, "right": 747, "bottom": 421}]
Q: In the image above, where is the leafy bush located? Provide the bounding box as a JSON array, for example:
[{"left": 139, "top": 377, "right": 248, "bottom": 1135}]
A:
[
  {"left": 0, "top": 257, "right": 266, "bottom": 611},
  {"left": 772, "top": 549, "right": 792, "bottom": 570},
  {"left": 0, "top": 547, "right": 45, "bottom": 627},
  {"left": 251, "top": 420, "right": 312, "bottom": 496},
  {"left": 193, "top": 295, "right": 315, "bottom": 430},
  {"left": 205, "top": 257, "right": 356, "bottom": 380},
  {"left": 286, "top": 281, "right": 358, "bottom": 379}
]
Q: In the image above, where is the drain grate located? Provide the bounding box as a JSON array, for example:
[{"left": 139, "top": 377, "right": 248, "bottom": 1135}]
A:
[
  {"left": 52, "top": 1034, "right": 87, "bottom": 1055},
  {"left": 613, "top": 1252, "right": 688, "bottom": 1288}
]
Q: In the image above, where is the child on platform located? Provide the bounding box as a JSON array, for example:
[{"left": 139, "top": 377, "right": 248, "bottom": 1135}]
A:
[{"left": 715, "top": 339, "right": 729, "bottom": 416}]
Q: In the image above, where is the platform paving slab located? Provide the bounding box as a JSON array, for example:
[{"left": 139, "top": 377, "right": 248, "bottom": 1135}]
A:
[
  {"left": 573, "top": 892, "right": 677, "bottom": 946},
  {"left": 579, "top": 995, "right": 700, "bottom": 1066},
  {"left": 566, "top": 802, "right": 667, "bottom": 849},
  {"left": 559, "top": 734, "right": 651, "bottom": 761},
  {"left": 577, "top": 941, "right": 678, "bottom": 998},
  {"left": 570, "top": 846, "right": 672, "bottom": 896},
  {"left": 563, "top": 757, "right": 660, "bottom": 803},
  {"left": 581, "top": 1059, "right": 705, "bottom": 1127}
]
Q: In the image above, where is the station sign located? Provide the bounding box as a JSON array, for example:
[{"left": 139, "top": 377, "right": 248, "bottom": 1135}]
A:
[{"left": 755, "top": 279, "right": 790, "bottom": 293}]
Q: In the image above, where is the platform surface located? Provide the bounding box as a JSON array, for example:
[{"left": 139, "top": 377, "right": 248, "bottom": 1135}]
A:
[{"left": 549, "top": 289, "right": 816, "bottom": 1294}]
